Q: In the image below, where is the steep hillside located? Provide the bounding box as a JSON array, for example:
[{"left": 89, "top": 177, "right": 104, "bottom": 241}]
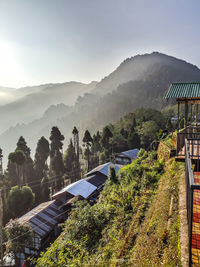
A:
[{"left": 36, "top": 152, "right": 184, "bottom": 266}]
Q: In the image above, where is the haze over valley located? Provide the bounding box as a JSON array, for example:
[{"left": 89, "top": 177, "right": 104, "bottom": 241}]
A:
[{"left": 1, "top": 52, "right": 200, "bottom": 165}]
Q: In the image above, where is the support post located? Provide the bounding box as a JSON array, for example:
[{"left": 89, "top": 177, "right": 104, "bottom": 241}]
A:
[
  {"left": 0, "top": 189, "right": 3, "bottom": 267},
  {"left": 196, "top": 104, "right": 199, "bottom": 126},
  {"left": 185, "top": 102, "right": 188, "bottom": 127},
  {"left": 178, "top": 102, "right": 180, "bottom": 131}
]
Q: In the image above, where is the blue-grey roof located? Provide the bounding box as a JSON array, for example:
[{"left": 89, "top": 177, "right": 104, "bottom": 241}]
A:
[
  {"left": 53, "top": 179, "right": 97, "bottom": 199},
  {"left": 16, "top": 200, "right": 63, "bottom": 237},
  {"left": 121, "top": 149, "right": 139, "bottom": 159},
  {"left": 86, "top": 162, "right": 121, "bottom": 177},
  {"left": 165, "top": 82, "right": 200, "bottom": 99}
]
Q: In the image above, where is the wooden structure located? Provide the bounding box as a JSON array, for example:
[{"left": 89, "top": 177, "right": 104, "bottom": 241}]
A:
[
  {"left": 165, "top": 83, "right": 200, "bottom": 161},
  {"left": 166, "top": 83, "right": 200, "bottom": 265},
  {"left": 165, "top": 83, "right": 200, "bottom": 129}
]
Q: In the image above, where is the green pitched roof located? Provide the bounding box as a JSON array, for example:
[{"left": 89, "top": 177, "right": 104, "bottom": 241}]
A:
[{"left": 165, "top": 82, "right": 200, "bottom": 99}]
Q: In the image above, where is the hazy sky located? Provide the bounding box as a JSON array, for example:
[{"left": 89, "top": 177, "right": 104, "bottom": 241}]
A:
[{"left": 0, "top": 0, "right": 200, "bottom": 88}]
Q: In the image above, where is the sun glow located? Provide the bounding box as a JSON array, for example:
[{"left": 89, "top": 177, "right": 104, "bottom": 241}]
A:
[{"left": 0, "top": 40, "right": 23, "bottom": 87}]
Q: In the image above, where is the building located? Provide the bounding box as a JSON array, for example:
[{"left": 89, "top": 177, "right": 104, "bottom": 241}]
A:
[
  {"left": 6, "top": 199, "right": 64, "bottom": 266},
  {"left": 85, "top": 162, "right": 122, "bottom": 188},
  {"left": 52, "top": 179, "right": 97, "bottom": 202},
  {"left": 114, "top": 148, "right": 139, "bottom": 165}
]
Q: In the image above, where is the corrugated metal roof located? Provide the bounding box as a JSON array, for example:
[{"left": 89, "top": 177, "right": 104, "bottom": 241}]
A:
[
  {"left": 84, "top": 173, "right": 107, "bottom": 188},
  {"left": 165, "top": 82, "right": 200, "bottom": 99},
  {"left": 86, "top": 162, "right": 121, "bottom": 177},
  {"left": 15, "top": 200, "right": 63, "bottom": 238},
  {"left": 53, "top": 179, "right": 97, "bottom": 199},
  {"left": 121, "top": 149, "right": 139, "bottom": 159}
]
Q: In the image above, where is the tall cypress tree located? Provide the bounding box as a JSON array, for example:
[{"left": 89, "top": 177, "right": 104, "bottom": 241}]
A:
[
  {"left": 49, "top": 127, "right": 65, "bottom": 192},
  {"left": 34, "top": 136, "right": 50, "bottom": 203},
  {"left": 63, "top": 139, "right": 76, "bottom": 183},
  {"left": 16, "top": 136, "right": 35, "bottom": 185},
  {"left": 83, "top": 130, "right": 93, "bottom": 172},
  {"left": 72, "top": 126, "right": 81, "bottom": 180}
]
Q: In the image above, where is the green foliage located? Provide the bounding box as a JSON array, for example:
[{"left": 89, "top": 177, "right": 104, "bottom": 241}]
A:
[
  {"left": 63, "top": 139, "right": 79, "bottom": 183},
  {"left": 7, "top": 185, "right": 35, "bottom": 218},
  {"left": 108, "top": 166, "right": 118, "bottom": 183},
  {"left": 8, "top": 150, "right": 25, "bottom": 166},
  {"left": 36, "top": 152, "right": 166, "bottom": 266},
  {"left": 34, "top": 136, "right": 49, "bottom": 203},
  {"left": 49, "top": 126, "right": 65, "bottom": 191},
  {"left": 82, "top": 130, "right": 93, "bottom": 171},
  {"left": 6, "top": 221, "right": 33, "bottom": 265},
  {"left": 41, "top": 175, "right": 50, "bottom": 202}
]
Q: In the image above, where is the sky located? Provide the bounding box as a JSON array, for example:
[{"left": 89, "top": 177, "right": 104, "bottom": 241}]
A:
[{"left": 0, "top": 0, "right": 200, "bottom": 88}]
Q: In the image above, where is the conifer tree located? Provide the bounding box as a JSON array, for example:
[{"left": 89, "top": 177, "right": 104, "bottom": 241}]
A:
[
  {"left": 63, "top": 139, "right": 76, "bottom": 183},
  {"left": 83, "top": 130, "right": 93, "bottom": 172},
  {"left": 34, "top": 136, "right": 49, "bottom": 203},
  {"left": 49, "top": 126, "right": 65, "bottom": 192},
  {"left": 8, "top": 150, "right": 26, "bottom": 186},
  {"left": 72, "top": 126, "right": 81, "bottom": 180}
]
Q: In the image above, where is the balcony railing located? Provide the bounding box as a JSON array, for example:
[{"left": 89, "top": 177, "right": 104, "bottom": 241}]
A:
[
  {"left": 177, "top": 126, "right": 200, "bottom": 157},
  {"left": 185, "top": 138, "right": 200, "bottom": 266}
]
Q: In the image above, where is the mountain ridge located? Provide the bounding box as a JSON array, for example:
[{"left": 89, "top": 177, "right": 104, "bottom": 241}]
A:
[{"left": 1, "top": 51, "right": 200, "bottom": 165}]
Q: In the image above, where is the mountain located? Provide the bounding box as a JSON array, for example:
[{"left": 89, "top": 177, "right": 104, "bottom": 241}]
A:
[
  {"left": 0, "top": 86, "right": 16, "bottom": 105},
  {"left": 1, "top": 52, "right": 200, "bottom": 165},
  {"left": 93, "top": 51, "right": 200, "bottom": 95},
  {"left": 0, "top": 81, "right": 97, "bottom": 134}
]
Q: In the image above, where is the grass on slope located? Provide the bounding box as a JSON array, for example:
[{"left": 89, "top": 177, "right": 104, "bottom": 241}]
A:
[{"left": 35, "top": 152, "right": 184, "bottom": 267}]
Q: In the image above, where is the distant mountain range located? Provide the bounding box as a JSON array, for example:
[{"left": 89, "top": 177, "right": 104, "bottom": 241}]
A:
[
  {"left": 1, "top": 51, "right": 200, "bottom": 166},
  {"left": 0, "top": 81, "right": 97, "bottom": 134}
]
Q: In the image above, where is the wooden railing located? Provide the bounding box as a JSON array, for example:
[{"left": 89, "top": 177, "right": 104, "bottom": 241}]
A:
[
  {"left": 185, "top": 138, "right": 200, "bottom": 266},
  {"left": 177, "top": 126, "right": 200, "bottom": 156}
]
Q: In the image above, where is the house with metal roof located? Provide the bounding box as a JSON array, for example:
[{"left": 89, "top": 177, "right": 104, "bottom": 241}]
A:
[
  {"left": 84, "top": 162, "right": 122, "bottom": 189},
  {"left": 114, "top": 148, "right": 139, "bottom": 165},
  {"left": 86, "top": 162, "right": 121, "bottom": 177},
  {"left": 52, "top": 179, "right": 97, "bottom": 201},
  {"left": 6, "top": 199, "right": 64, "bottom": 265}
]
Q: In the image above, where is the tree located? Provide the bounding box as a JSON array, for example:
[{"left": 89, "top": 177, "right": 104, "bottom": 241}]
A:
[
  {"left": 108, "top": 166, "right": 118, "bottom": 183},
  {"left": 127, "top": 132, "right": 140, "bottom": 149},
  {"left": 90, "top": 132, "right": 101, "bottom": 168},
  {"left": 8, "top": 150, "right": 26, "bottom": 186},
  {"left": 100, "top": 126, "right": 113, "bottom": 150},
  {"left": 34, "top": 136, "right": 49, "bottom": 178},
  {"left": 7, "top": 185, "right": 35, "bottom": 218},
  {"left": 63, "top": 139, "right": 77, "bottom": 183},
  {"left": 50, "top": 126, "right": 64, "bottom": 158},
  {"left": 41, "top": 174, "right": 50, "bottom": 202},
  {"left": 72, "top": 127, "right": 81, "bottom": 180},
  {"left": 72, "top": 126, "right": 79, "bottom": 162},
  {"left": 7, "top": 137, "right": 35, "bottom": 187},
  {"left": 82, "top": 130, "right": 93, "bottom": 172},
  {"left": 49, "top": 127, "right": 65, "bottom": 192},
  {"left": 34, "top": 137, "right": 49, "bottom": 203},
  {"left": 137, "top": 120, "right": 159, "bottom": 149},
  {"left": 6, "top": 221, "right": 33, "bottom": 266},
  {"left": 16, "top": 136, "right": 30, "bottom": 157}
]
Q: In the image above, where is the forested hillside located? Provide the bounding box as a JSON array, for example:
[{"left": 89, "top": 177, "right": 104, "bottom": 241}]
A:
[{"left": 1, "top": 52, "right": 200, "bottom": 164}]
